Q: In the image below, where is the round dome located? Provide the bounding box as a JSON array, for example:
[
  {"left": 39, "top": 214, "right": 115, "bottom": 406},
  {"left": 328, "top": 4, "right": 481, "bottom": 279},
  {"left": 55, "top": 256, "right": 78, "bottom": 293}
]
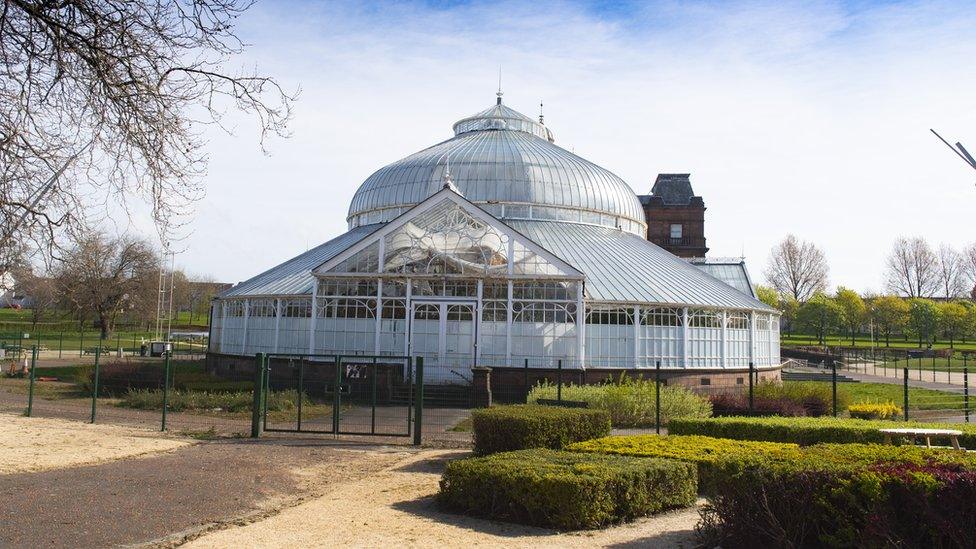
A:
[{"left": 347, "top": 100, "right": 647, "bottom": 236}]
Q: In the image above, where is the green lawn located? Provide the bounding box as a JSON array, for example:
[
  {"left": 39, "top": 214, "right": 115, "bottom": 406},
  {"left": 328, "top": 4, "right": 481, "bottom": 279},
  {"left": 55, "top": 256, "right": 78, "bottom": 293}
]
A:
[
  {"left": 843, "top": 356, "right": 976, "bottom": 374},
  {"left": 785, "top": 381, "right": 966, "bottom": 412},
  {"left": 783, "top": 334, "right": 976, "bottom": 352}
]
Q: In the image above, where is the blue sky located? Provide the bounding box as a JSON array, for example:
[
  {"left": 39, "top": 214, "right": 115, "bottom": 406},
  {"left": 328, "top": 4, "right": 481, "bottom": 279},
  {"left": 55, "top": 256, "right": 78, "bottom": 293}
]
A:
[{"left": 141, "top": 0, "right": 976, "bottom": 293}]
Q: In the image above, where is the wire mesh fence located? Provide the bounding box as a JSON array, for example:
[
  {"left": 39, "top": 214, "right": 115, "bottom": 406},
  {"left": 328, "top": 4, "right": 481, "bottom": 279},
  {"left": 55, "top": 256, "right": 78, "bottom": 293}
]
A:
[{"left": 0, "top": 328, "right": 208, "bottom": 361}]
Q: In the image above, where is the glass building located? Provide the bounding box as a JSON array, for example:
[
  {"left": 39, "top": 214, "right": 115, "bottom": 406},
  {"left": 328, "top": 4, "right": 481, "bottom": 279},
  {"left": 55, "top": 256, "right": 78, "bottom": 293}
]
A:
[{"left": 209, "top": 97, "right": 780, "bottom": 383}]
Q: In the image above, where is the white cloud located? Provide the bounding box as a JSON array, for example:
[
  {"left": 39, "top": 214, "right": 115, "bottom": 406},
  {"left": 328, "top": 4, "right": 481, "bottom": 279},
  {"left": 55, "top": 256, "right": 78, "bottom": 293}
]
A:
[{"left": 172, "top": 0, "right": 976, "bottom": 292}]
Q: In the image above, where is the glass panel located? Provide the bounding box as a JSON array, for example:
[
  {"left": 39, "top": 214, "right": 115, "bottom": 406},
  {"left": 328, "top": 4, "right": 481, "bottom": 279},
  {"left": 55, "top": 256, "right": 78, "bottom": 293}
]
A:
[{"left": 326, "top": 241, "right": 380, "bottom": 273}]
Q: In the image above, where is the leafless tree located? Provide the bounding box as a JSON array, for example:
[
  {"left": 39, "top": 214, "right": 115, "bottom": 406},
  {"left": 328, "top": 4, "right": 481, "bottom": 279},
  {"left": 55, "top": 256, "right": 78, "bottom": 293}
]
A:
[
  {"left": 936, "top": 244, "right": 967, "bottom": 299},
  {"left": 12, "top": 267, "right": 58, "bottom": 329},
  {"left": 964, "top": 243, "right": 976, "bottom": 297},
  {"left": 764, "top": 235, "right": 829, "bottom": 302},
  {"left": 53, "top": 231, "right": 160, "bottom": 340},
  {"left": 885, "top": 237, "right": 939, "bottom": 298},
  {"left": 0, "top": 0, "right": 295, "bottom": 272}
]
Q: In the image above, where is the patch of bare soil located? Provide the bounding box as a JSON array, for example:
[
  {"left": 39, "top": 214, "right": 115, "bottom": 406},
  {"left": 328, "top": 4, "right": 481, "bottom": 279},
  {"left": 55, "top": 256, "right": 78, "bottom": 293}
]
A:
[{"left": 183, "top": 450, "right": 701, "bottom": 548}]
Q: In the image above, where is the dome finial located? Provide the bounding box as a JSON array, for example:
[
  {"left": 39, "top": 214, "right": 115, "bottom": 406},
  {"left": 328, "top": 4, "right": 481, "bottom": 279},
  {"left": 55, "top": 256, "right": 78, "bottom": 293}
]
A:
[
  {"left": 496, "top": 67, "right": 503, "bottom": 105},
  {"left": 539, "top": 101, "right": 544, "bottom": 124}
]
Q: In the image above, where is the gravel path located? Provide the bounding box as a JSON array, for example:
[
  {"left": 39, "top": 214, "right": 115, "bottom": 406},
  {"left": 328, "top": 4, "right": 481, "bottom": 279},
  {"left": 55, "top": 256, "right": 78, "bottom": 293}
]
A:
[
  {"left": 185, "top": 450, "right": 701, "bottom": 548},
  {"left": 0, "top": 437, "right": 409, "bottom": 548},
  {"left": 1, "top": 413, "right": 191, "bottom": 474}
]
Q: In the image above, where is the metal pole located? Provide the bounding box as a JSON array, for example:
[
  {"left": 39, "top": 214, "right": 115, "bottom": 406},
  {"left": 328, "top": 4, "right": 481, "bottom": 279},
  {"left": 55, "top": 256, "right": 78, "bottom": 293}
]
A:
[
  {"left": 250, "top": 353, "right": 265, "bottom": 438},
  {"left": 26, "top": 345, "right": 37, "bottom": 417},
  {"left": 557, "top": 359, "right": 563, "bottom": 402},
  {"left": 932, "top": 355, "right": 936, "bottom": 382},
  {"left": 296, "top": 358, "right": 303, "bottom": 432},
  {"left": 161, "top": 351, "right": 171, "bottom": 431},
  {"left": 332, "top": 356, "right": 341, "bottom": 438},
  {"left": 80, "top": 329, "right": 84, "bottom": 358},
  {"left": 655, "top": 361, "right": 661, "bottom": 435},
  {"left": 90, "top": 347, "right": 101, "bottom": 423},
  {"left": 524, "top": 358, "right": 529, "bottom": 403},
  {"left": 413, "top": 356, "right": 424, "bottom": 446},
  {"left": 947, "top": 353, "right": 952, "bottom": 385},
  {"left": 965, "top": 359, "right": 970, "bottom": 424},
  {"left": 58, "top": 331, "right": 63, "bottom": 358},
  {"left": 832, "top": 361, "right": 838, "bottom": 417},
  {"left": 748, "top": 361, "right": 754, "bottom": 414},
  {"left": 370, "top": 357, "right": 377, "bottom": 435},
  {"left": 903, "top": 367, "right": 909, "bottom": 422}
]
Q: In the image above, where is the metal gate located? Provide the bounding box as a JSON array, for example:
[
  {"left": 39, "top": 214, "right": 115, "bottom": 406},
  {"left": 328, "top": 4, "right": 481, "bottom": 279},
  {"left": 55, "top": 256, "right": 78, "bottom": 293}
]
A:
[{"left": 257, "top": 354, "right": 422, "bottom": 439}]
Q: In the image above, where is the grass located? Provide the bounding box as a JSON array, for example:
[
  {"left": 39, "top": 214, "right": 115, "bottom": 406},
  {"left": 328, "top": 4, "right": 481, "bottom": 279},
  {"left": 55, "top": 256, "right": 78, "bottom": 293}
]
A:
[
  {"left": 783, "top": 334, "right": 976, "bottom": 352},
  {"left": 861, "top": 356, "right": 975, "bottom": 374},
  {"left": 449, "top": 417, "right": 473, "bottom": 432},
  {"left": 784, "top": 381, "right": 965, "bottom": 412}
]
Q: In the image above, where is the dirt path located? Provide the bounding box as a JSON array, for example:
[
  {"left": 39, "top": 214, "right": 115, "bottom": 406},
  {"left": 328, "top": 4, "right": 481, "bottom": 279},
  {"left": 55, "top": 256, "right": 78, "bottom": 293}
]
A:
[
  {"left": 0, "top": 413, "right": 191, "bottom": 474},
  {"left": 0, "top": 437, "right": 408, "bottom": 548},
  {"left": 184, "top": 450, "right": 700, "bottom": 548}
]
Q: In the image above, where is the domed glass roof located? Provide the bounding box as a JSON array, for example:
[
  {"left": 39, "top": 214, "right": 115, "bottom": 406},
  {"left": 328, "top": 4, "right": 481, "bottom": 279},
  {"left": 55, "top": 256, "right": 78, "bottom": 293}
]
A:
[{"left": 347, "top": 99, "right": 647, "bottom": 236}]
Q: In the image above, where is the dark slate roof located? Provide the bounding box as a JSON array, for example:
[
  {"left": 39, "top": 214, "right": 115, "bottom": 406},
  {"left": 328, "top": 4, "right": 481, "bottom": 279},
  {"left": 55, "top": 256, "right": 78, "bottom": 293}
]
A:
[{"left": 648, "top": 173, "right": 695, "bottom": 205}]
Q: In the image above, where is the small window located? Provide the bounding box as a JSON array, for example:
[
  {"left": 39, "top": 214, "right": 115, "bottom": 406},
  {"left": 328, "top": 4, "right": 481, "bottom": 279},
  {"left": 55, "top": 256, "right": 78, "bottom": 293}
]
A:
[
  {"left": 700, "top": 378, "right": 711, "bottom": 386},
  {"left": 670, "top": 224, "right": 683, "bottom": 239}
]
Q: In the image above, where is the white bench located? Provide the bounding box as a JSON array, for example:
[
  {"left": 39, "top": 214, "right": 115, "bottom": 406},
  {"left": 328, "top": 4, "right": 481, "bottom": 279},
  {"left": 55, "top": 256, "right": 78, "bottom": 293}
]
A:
[{"left": 880, "top": 428, "right": 963, "bottom": 450}]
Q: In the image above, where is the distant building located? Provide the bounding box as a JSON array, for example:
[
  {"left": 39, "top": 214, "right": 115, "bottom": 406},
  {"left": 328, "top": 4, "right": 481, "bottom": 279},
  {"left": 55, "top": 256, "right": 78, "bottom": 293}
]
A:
[
  {"left": 638, "top": 174, "right": 708, "bottom": 258},
  {"left": 688, "top": 257, "right": 756, "bottom": 299}
]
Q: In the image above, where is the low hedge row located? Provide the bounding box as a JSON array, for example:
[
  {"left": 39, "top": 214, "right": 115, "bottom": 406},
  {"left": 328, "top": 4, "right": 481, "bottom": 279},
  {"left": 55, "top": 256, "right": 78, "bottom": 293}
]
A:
[
  {"left": 568, "top": 435, "right": 801, "bottom": 492},
  {"left": 470, "top": 404, "right": 611, "bottom": 455},
  {"left": 438, "top": 449, "right": 697, "bottom": 530},
  {"left": 699, "top": 453, "right": 976, "bottom": 547},
  {"left": 669, "top": 416, "right": 976, "bottom": 447}
]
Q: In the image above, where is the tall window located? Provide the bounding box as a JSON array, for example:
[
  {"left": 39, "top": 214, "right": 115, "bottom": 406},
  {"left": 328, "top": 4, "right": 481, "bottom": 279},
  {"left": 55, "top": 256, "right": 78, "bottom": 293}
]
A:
[{"left": 670, "top": 224, "right": 683, "bottom": 239}]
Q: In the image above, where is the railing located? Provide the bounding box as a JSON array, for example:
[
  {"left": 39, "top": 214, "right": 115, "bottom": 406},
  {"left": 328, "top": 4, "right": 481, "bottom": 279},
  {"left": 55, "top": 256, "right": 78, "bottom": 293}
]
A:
[{"left": 665, "top": 236, "right": 707, "bottom": 248}]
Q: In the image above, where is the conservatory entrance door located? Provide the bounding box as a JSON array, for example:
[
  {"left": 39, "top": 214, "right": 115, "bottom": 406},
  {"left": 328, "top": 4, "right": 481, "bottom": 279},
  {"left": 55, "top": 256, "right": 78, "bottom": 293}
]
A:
[{"left": 410, "top": 300, "right": 476, "bottom": 384}]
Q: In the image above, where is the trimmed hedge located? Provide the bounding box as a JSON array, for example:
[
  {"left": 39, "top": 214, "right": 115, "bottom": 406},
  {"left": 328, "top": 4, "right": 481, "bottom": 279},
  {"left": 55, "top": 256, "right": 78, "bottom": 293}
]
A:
[
  {"left": 699, "top": 450, "right": 976, "bottom": 547},
  {"left": 568, "top": 435, "right": 800, "bottom": 492},
  {"left": 669, "top": 416, "right": 976, "bottom": 448},
  {"left": 848, "top": 402, "right": 902, "bottom": 420},
  {"left": 471, "top": 404, "right": 611, "bottom": 455},
  {"left": 438, "top": 449, "right": 697, "bottom": 530}
]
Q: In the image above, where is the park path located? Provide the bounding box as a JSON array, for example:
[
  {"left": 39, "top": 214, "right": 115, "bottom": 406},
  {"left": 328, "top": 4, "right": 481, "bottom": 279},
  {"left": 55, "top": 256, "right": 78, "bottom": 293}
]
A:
[{"left": 0, "top": 437, "right": 409, "bottom": 548}]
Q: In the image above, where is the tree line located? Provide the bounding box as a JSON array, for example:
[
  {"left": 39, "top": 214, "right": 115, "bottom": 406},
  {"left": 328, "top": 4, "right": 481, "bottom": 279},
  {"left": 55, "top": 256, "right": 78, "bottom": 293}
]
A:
[
  {"left": 10, "top": 231, "right": 224, "bottom": 340},
  {"left": 759, "top": 235, "right": 976, "bottom": 347}
]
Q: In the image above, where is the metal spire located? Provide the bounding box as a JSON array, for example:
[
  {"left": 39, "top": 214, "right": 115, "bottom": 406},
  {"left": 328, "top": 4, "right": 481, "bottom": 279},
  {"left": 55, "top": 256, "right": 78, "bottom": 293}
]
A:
[
  {"left": 496, "top": 68, "right": 503, "bottom": 105},
  {"left": 539, "top": 101, "right": 544, "bottom": 124}
]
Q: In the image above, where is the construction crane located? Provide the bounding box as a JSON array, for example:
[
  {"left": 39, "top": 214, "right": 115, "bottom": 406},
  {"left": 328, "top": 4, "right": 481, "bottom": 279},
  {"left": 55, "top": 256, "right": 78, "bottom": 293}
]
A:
[{"left": 931, "top": 129, "right": 976, "bottom": 181}]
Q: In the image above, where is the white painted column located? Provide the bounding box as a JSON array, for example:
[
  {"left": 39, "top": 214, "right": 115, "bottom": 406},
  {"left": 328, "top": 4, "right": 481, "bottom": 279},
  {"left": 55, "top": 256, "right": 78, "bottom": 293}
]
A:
[
  {"left": 505, "top": 279, "right": 513, "bottom": 367},
  {"left": 721, "top": 310, "right": 727, "bottom": 369},
  {"left": 241, "top": 299, "right": 250, "bottom": 355},
  {"left": 404, "top": 279, "right": 412, "bottom": 356},
  {"left": 576, "top": 283, "right": 585, "bottom": 369},
  {"left": 273, "top": 298, "right": 282, "bottom": 353},
  {"left": 633, "top": 305, "right": 641, "bottom": 369},
  {"left": 750, "top": 311, "right": 757, "bottom": 367},
  {"left": 475, "top": 279, "right": 483, "bottom": 365},
  {"left": 681, "top": 307, "right": 689, "bottom": 368},
  {"left": 219, "top": 301, "right": 227, "bottom": 353},
  {"left": 374, "top": 279, "right": 383, "bottom": 355},
  {"left": 308, "top": 282, "right": 318, "bottom": 354}
]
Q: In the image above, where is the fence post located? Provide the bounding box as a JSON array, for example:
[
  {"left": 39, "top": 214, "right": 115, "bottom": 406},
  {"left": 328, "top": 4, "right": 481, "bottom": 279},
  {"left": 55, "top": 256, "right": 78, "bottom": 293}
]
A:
[
  {"left": 332, "top": 356, "right": 341, "bottom": 438},
  {"left": 250, "top": 353, "right": 265, "bottom": 438},
  {"left": 524, "top": 358, "right": 529, "bottom": 403},
  {"left": 58, "top": 331, "right": 63, "bottom": 358},
  {"left": 903, "top": 367, "right": 909, "bottom": 422},
  {"left": 655, "top": 361, "right": 661, "bottom": 435},
  {"left": 413, "top": 356, "right": 424, "bottom": 446},
  {"left": 748, "top": 361, "right": 754, "bottom": 414},
  {"left": 947, "top": 354, "right": 952, "bottom": 385},
  {"left": 80, "top": 329, "right": 84, "bottom": 358},
  {"left": 161, "top": 351, "right": 171, "bottom": 431},
  {"left": 26, "top": 345, "right": 37, "bottom": 417},
  {"left": 932, "top": 355, "right": 936, "bottom": 382},
  {"left": 965, "top": 360, "right": 970, "bottom": 424},
  {"left": 557, "top": 359, "right": 563, "bottom": 403},
  {"left": 832, "top": 361, "right": 838, "bottom": 417},
  {"left": 90, "top": 346, "right": 101, "bottom": 423}
]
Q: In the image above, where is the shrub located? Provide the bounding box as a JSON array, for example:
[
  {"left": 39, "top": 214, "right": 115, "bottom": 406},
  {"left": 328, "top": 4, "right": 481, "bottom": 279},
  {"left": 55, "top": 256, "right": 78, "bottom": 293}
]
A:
[
  {"left": 709, "top": 394, "right": 808, "bottom": 417},
  {"left": 471, "top": 405, "right": 611, "bottom": 455},
  {"left": 698, "top": 453, "right": 976, "bottom": 547},
  {"left": 754, "top": 380, "right": 848, "bottom": 416},
  {"left": 848, "top": 401, "right": 903, "bottom": 420},
  {"left": 118, "top": 388, "right": 305, "bottom": 413},
  {"left": 569, "top": 434, "right": 800, "bottom": 492},
  {"left": 438, "top": 449, "right": 697, "bottom": 530},
  {"left": 669, "top": 416, "right": 976, "bottom": 448},
  {"left": 527, "top": 375, "right": 711, "bottom": 427}
]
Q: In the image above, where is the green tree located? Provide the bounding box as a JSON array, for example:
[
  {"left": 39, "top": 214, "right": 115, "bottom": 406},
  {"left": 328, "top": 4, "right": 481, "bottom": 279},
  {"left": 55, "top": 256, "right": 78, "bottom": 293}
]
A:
[
  {"left": 906, "top": 299, "right": 941, "bottom": 347},
  {"left": 835, "top": 287, "right": 866, "bottom": 346},
  {"left": 939, "top": 302, "right": 969, "bottom": 348},
  {"left": 778, "top": 296, "right": 800, "bottom": 336},
  {"left": 868, "top": 295, "right": 910, "bottom": 347},
  {"left": 796, "top": 293, "right": 843, "bottom": 346},
  {"left": 755, "top": 285, "right": 779, "bottom": 309}
]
